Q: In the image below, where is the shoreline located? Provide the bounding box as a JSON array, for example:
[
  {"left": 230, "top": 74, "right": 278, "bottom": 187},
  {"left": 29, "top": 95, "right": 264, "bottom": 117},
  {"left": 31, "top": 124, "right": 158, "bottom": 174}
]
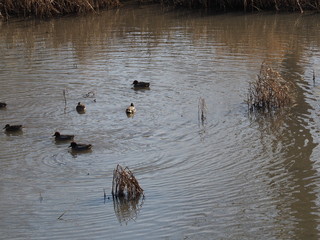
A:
[{"left": 0, "top": 0, "right": 319, "bottom": 21}]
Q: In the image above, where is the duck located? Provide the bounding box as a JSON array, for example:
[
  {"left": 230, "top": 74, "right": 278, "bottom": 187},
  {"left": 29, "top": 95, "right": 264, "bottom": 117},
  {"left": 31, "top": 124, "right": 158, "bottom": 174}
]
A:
[
  {"left": 126, "top": 103, "right": 136, "bottom": 114},
  {"left": 76, "top": 102, "right": 86, "bottom": 113},
  {"left": 0, "top": 102, "right": 7, "bottom": 108},
  {"left": 3, "top": 124, "right": 23, "bottom": 131},
  {"left": 69, "top": 141, "right": 92, "bottom": 151},
  {"left": 53, "top": 132, "right": 74, "bottom": 141},
  {"left": 132, "top": 80, "right": 150, "bottom": 88}
]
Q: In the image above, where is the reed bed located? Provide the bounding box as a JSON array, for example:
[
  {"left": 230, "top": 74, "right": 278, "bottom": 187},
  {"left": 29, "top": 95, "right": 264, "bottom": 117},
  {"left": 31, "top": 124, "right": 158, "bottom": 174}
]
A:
[
  {"left": 247, "top": 63, "right": 294, "bottom": 113},
  {"left": 112, "top": 164, "right": 144, "bottom": 200},
  {"left": 0, "top": 0, "right": 121, "bottom": 19}
]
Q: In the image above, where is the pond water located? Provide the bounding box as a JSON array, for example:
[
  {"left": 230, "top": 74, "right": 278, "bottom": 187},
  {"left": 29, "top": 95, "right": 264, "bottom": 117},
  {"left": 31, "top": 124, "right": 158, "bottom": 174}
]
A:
[{"left": 1, "top": 5, "right": 320, "bottom": 239}]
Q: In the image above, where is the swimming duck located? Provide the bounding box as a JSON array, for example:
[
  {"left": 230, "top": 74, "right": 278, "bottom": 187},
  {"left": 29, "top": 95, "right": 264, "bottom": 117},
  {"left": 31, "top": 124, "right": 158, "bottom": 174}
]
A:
[
  {"left": 69, "top": 141, "right": 92, "bottom": 151},
  {"left": 132, "top": 80, "right": 150, "bottom": 88},
  {"left": 53, "top": 132, "right": 74, "bottom": 141},
  {"left": 76, "top": 102, "right": 86, "bottom": 113},
  {"left": 126, "top": 103, "right": 136, "bottom": 114},
  {"left": 3, "top": 124, "right": 23, "bottom": 131},
  {"left": 0, "top": 102, "right": 7, "bottom": 108}
]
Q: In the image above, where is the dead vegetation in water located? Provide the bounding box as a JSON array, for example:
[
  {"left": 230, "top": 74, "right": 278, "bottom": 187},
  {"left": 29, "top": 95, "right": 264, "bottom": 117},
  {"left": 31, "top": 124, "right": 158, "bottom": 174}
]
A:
[
  {"left": 0, "top": 0, "right": 121, "bottom": 20},
  {"left": 247, "top": 63, "right": 294, "bottom": 113},
  {"left": 198, "top": 97, "right": 207, "bottom": 126},
  {"left": 198, "top": 97, "right": 207, "bottom": 141},
  {"left": 112, "top": 164, "right": 144, "bottom": 200},
  {"left": 111, "top": 164, "right": 145, "bottom": 224}
]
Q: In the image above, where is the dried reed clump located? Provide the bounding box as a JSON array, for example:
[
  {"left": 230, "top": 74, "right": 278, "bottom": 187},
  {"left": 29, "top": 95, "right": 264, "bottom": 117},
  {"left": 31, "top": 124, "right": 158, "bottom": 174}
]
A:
[
  {"left": 247, "top": 63, "right": 293, "bottom": 113},
  {"left": 0, "top": 0, "right": 120, "bottom": 19},
  {"left": 112, "top": 164, "right": 144, "bottom": 200}
]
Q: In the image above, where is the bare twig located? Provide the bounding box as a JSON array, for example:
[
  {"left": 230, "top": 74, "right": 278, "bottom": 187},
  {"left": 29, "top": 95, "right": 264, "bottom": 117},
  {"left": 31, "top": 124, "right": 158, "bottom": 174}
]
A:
[{"left": 296, "top": 0, "right": 304, "bottom": 13}]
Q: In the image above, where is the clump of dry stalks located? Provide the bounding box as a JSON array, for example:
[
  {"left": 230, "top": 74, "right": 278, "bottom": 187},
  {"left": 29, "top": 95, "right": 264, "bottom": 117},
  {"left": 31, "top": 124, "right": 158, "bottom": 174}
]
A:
[
  {"left": 112, "top": 164, "right": 144, "bottom": 200},
  {"left": 247, "top": 63, "right": 294, "bottom": 113}
]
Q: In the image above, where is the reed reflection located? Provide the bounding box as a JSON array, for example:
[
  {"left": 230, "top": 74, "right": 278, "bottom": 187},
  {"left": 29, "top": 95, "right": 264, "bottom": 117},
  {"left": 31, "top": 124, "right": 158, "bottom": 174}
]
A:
[
  {"left": 254, "top": 56, "right": 319, "bottom": 238},
  {"left": 213, "top": 11, "right": 320, "bottom": 238},
  {"left": 112, "top": 194, "right": 145, "bottom": 225},
  {"left": 277, "top": 54, "right": 319, "bottom": 239}
]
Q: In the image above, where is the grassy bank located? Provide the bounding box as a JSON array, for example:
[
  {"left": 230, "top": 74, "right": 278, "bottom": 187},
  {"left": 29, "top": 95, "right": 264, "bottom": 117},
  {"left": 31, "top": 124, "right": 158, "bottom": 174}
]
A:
[
  {"left": 160, "top": 0, "right": 320, "bottom": 13},
  {"left": 1, "top": 0, "right": 319, "bottom": 20},
  {"left": 0, "top": 0, "right": 122, "bottom": 20}
]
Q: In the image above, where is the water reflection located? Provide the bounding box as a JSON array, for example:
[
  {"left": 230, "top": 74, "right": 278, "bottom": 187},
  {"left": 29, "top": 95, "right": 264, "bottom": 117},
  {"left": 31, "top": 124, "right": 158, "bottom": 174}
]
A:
[
  {"left": 69, "top": 148, "right": 93, "bottom": 157},
  {"left": 254, "top": 56, "right": 319, "bottom": 238},
  {"left": 126, "top": 112, "right": 135, "bottom": 118},
  {"left": 112, "top": 195, "right": 145, "bottom": 225},
  {"left": 278, "top": 55, "right": 319, "bottom": 239},
  {"left": 132, "top": 87, "right": 150, "bottom": 92},
  {"left": 4, "top": 129, "right": 23, "bottom": 136}
]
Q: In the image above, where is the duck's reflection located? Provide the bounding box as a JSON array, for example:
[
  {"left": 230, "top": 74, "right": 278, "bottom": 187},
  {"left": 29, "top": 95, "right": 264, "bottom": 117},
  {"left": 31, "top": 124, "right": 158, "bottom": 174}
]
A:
[
  {"left": 126, "top": 112, "right": 135, "bottom": 118},
  {"left": 4, "top": 129, "right": 23, "bottom": 136},
  {"left": 69, "top": 148, "right": 92, "bottom": 157}
]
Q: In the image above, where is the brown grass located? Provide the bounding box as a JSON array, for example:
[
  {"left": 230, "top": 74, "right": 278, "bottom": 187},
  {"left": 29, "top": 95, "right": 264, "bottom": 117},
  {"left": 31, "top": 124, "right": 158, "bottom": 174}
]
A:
[
  {"left": 0, "top": 0, "right": 121, "bottom": 19},
  {"left": 247, "top": 63, "right": 294, "bottom": 113},
  {"left": 112, "top": 164, "right": 144, "bottom": 200},
  {"left": 1, "top": 0, "right": 319, "bottom": 20}
]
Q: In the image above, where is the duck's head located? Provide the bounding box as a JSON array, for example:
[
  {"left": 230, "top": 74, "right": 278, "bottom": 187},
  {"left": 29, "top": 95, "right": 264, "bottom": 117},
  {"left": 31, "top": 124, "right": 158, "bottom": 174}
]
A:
[
  {"left": 53, "top": 132, "right": 60, "bottom": 137},
  {"left": 130, "top": 103, "right": 134, "bottom": 107},
  {"left": 132, "top": 80, "right": 138, "bottom": 85},
  {"left": 3, "top": 124, "right": 10, "bottom": 129}
]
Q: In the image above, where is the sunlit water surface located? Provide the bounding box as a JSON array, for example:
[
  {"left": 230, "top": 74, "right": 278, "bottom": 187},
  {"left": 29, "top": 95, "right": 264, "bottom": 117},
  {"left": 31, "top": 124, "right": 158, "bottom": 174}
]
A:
[{"left": 1, "top": 6, "right": 320, "bottom": 240}]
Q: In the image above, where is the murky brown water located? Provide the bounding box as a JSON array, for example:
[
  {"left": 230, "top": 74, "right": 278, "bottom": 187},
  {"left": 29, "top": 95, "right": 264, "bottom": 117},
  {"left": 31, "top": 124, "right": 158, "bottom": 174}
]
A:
[{"left": 1, "top": 5, "right": 320, "bottom": 239}]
